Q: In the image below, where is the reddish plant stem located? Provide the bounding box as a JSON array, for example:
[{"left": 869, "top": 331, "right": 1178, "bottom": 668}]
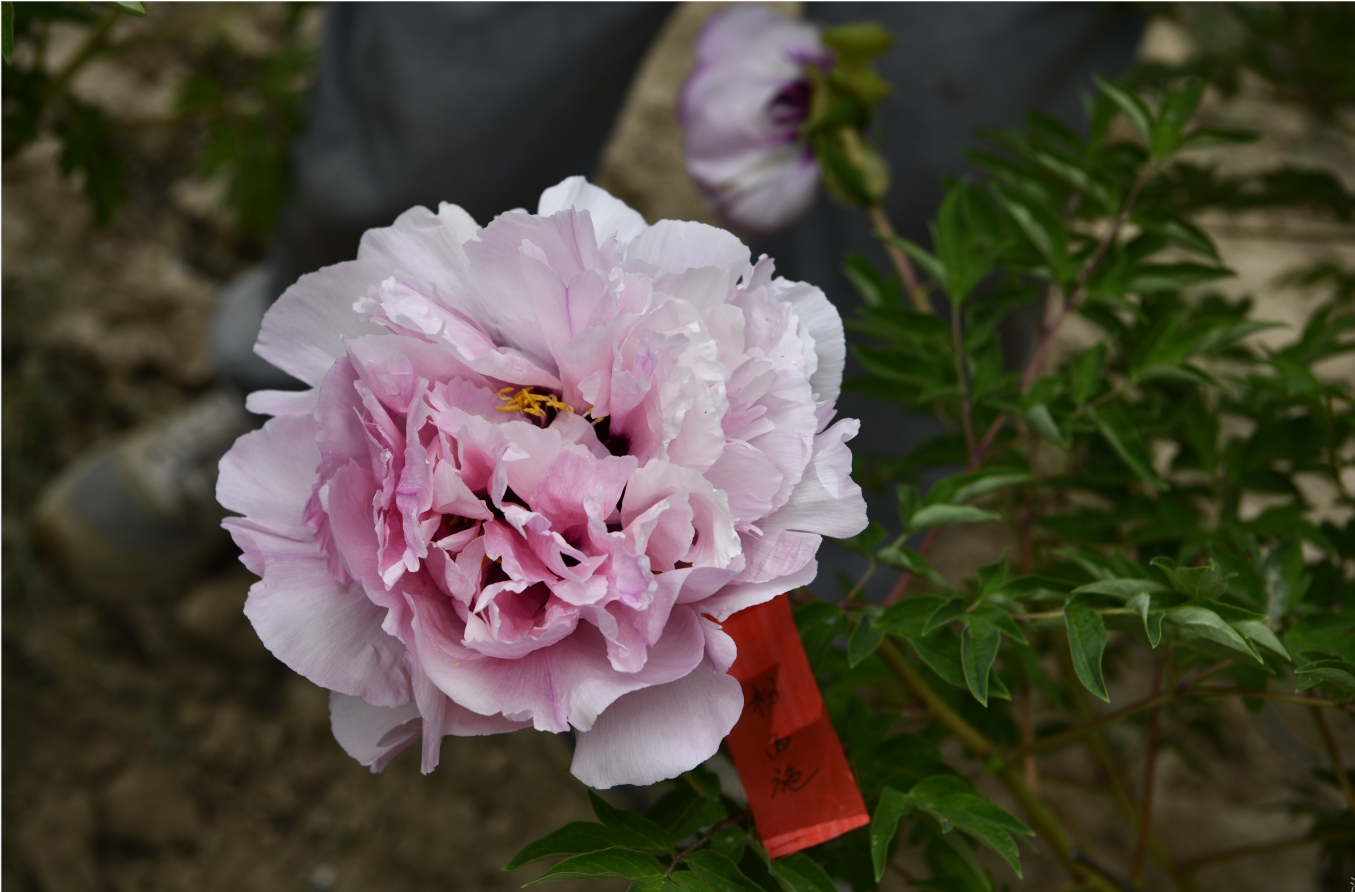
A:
[
  {"left": 1311, "top": 706, "right": 1355, "bottom": 814},
  {"left": 867, "top": 204, "right": 929, "bottom": 313},
  {"left": 882, "top": 527, "right": 940, "bottom": 606},
  {"left": 1019, "top": 172, "right": 1149, "bottom": 394},
  {"left": 1130, "top": 657, "right": 1168, "bottom": 886}
]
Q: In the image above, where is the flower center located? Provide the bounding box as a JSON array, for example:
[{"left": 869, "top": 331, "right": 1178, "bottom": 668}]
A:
[{"left": 496, "top": 386, "right": 574, "bottom": 422}]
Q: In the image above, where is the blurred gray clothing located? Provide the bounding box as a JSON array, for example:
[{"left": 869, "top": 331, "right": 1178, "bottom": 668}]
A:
[{"left": 209, "top": 1, "right": 1144, "bottom": 593}]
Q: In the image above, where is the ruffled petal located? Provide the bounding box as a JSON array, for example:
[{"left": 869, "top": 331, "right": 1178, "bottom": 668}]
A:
[
  {"left": 570, "top": 657, "right": 743, "bottom": 788},
  {"left": 758, "top": 419, "right": 868, "bottom": 539},
  {"left": 538, "top": 176, "right": 649, "bottom": 245},
  {"left": 329, "top": 693, "right": 422, "bottom": 773},
  {"left": 255, "top": 259, "right": 387, "bottom": 386}
]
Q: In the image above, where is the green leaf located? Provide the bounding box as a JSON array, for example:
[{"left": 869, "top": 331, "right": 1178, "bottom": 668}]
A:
[
  {"left": 590, "top": 791, "right": 674, "bottom": 852},
  {"left": 1025, "top": 403, "right": 1068, "bottom": 446},
  {"left": 1094, "top": 75, "right": 1153, "bottom": 147},
  {"left": 631, "top": 877, "right": 686, "bottom": 892},
  {"left": 507, "top": 822, "right": 659, "bottom": 869},
  {"left": 1073, "top": 578, "right": 1167, "bottom": 599},
  {"left": 1285, "top": 613, "right": 1355, "bottom": 664},
  {"left": 669, "top": 872, "right": 717, "bottom": 892},
  {"left": 685, "top": 850, "right": 766, "bottom": 892},
  {"left": 1126, "top": 592, "right": 1163, "bottom": 648},
  {"left": 936, "top": 470, "right": 1033, "bottom": 506},
  {"left": 710, "top": 827, "right": 748, "bottom": 865},
  {"left": 972, "top": 603, "right": 1028, "bottom": 645},
  {"left": 1163, "top": 605, "right": 1263, "bottom": 664},
  {"left": 961, "top": 618, "right": 1001, "bottom": 706},
  {"left": 1149, "top": 556, "right": 1229, "bottom": 599},
  {"left": 923, "top": 598, "right": 967, "bottom": 635},
  {"left": 876, "top": 545, "right": 947, "bottom": 586},
  {"left": 1152, "top": 80, "right": 1203, "bottom": 156},
  {"left": 769, "top": 853, "right": 838, "bottom": 892},
  {"left": 1064, "top": 595, "right": 1110, "bottom": 701},
  {"left": 849, "top": 612, "right": 888, "bottom": 667},
  {"left": 909, "top": 504, "right": 1000, "bottom": 532},
  {"left": 884, "top": 235, "right": 947, "bottom": 288},
  {"left": 526, "top": 848, "right": 665, "bottom": 885},
  {"left": 110, "top": 1, "right": 146, "bottom": 14},
  {"left": 909, "top": 776, "right": 1033, "bottom": 877},
  {"left": 821, "top": 22, "right": 894, "bottom": 61},
  {"left": 1068, "top": 342, "right": 1108, "bottom": 405},
  {"left": 870, "top": 787, "right": 911, "bottom": 882},
  {"left": 1177, "top": 127, "right": 1260, "bottom": 150},
  {"left": 843, "top": 252, "right": 892, "bottom": 307},
  {"left": 1089, "top": 404, "right": 1167, "bottom": 490},
  {"left": 2, "top": 2, "right": 13, "bottom": 64},
  {"left": 1123, "top": 262, "right": 1233, "bottom": 293},
  {"left": 897, "top": 484, "right": 920, "bottom": 529},
  {"left": 1294, "top": 657, "right": 1355, "bottom": 695}
]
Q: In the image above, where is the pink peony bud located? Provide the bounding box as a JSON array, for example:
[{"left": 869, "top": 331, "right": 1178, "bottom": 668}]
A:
[
  {"left": 680, "top": 6, "right": 829, "bottom": 235},
  {"left": 217, "top": 177, "right": 867, "bottom": 788}
]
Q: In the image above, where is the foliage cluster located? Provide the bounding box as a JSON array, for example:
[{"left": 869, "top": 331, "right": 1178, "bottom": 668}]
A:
[
  {"left": 510, "top": 10, "right": 1355, "bottom": 892},
  {"left": 1, "top": 1, "right": 314, "bottom": 239}
]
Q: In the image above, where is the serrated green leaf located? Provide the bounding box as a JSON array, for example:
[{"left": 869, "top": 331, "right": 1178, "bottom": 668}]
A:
[
  {"left": 1090, "top": 404, "right": 1167, "bottom": 490},
  {"left": 910, "top": 504, "right": 1000, "bottom": 532},
  {"left": 526, "top": 848, "right": 665, "bottom": 885},
  {"left": 685, "top": 850, "right": 766, "bottom": 892},
  {"left": 1164, "top": 605, "right": 1263, "bottom": 664},
  {"left": 961, "top": 619, "right": 1001, "bottom": 706},
  {"left": 1064, "top": 595, "right": 1110, "bottom": 701},
  {"left": 1126, "top": 592, "right": 1163, "bottom": 648},
  {"left": 870, "top": 787, "right": 911, "bottom": 882},
  {"left": 909, "top": 776, "right": 1032, "bottom": 877},
  {"left": 769, "top": 853, "right": 837, "bottom": 892},
  {"left": 507, "top": 822, "right": 657, "bottom": 869},
  {"left": 590, "top": 791, "right": 673, "bottom": 852},
  {"left": 849, "top": 612, "right": 887, "bottom": 667}
]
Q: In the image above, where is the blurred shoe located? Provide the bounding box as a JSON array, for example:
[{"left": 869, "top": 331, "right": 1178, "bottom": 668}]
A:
[{"left": 33, "top": 390, "right": 256, "bottom": 600}]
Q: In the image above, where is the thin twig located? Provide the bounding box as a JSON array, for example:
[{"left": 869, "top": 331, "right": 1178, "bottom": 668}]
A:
[
  {"left": 1311, "top": 706, "right": 1355, "bottom": 814},
  {"left": 1020, "top": 171, "right": 1150, "bottom": 394},
  {"left": 43, "top": 7, "right": 121, "bottom": 103},
  {"left": 882, "top": 527, "right": 940, "bottom": 606},
  {"left": 1177, "top": 831, "right": 1355, "bottom": 874},
  {"left": 1130, "top": 657, "right": 1167, "bottom": 886}
]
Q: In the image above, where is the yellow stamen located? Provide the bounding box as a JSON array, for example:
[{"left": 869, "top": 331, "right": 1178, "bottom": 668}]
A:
[{"left": 496, "top": 386, "right": 574, "bottom": 419}]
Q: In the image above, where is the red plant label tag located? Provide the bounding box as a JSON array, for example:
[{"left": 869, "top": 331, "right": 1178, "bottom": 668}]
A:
[{"left": 721, "top": 595, "right": 869, "bottom": 858}]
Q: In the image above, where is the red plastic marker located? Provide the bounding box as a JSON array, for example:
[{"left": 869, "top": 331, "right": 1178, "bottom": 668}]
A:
[{"left": 720, "top": 594, "right": 869, "bottom": 858}]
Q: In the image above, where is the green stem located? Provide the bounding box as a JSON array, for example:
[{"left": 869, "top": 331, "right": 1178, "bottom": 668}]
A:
[{"left": 877, "top": 640, "right": 1120, "bottom": 892}]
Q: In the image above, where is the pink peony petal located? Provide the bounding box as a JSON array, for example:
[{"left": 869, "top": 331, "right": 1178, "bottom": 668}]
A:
[{"left": 570, "top": 656, "right": 744, "bottom": 789}]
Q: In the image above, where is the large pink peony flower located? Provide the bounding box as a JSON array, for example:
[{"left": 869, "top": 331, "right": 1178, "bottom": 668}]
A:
[
  {"left": 680, "top": 6, "right": 828, "bottom": 235},
  {"left": 217, "top": 177, "right": 867, "bottom": 788}
]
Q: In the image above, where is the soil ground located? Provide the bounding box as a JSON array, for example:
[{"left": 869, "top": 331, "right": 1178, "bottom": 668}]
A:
[{"left": 3, "top": 5, "right": 1353, "bottom": 892}]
